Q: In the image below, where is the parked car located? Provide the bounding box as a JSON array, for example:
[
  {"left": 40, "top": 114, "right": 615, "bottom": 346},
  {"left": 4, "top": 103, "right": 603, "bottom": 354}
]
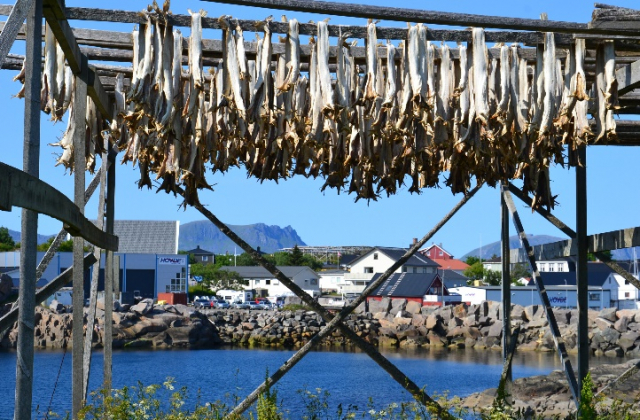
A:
[
  {"left": 231, "top": 301, "right": 249, "bottom": 309},
  {"left": 215, "top": 300, "right": 230, "bottom": 309},
  {"left": 247, "top": 301, "right": 265, "bottom": 310},
  {"left": 193, "top": 298, "right": 211, "bottom": 309}
]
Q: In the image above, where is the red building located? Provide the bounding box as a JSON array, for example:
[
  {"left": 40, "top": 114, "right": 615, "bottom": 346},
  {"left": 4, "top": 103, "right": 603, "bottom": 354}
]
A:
[{"left": 419, "top": 244, "right": 470, "bottom": 272}]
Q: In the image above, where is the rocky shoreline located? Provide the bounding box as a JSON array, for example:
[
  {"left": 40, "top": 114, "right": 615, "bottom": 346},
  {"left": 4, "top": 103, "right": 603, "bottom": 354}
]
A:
[
  {"left": 3, "top": 298, "right": 640, "bottom": 356},
  {"left": 3, "top": 298, "right": 640, "bottom": 417}
]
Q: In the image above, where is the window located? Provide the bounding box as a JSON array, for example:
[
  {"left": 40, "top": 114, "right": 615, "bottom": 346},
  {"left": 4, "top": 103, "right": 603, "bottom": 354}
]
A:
[
  {"left": 589, "top": 293, "right": 600, "bottom": 301},
  {"left": 202, "top": 256, "right": 208, "bottom": 262},
  {"left": 439, "top": 251, "right": 443, "bottom": 256},
  {"left": 625, "top": 292, "right": 630, "bottom": 298},
  {"left": 364, "top": 267, "right": 374, "bottom": 273},
  {"left": 373, "top": 253, "right": 378, "bottom": 260},
  {"left": 273, "top": 280, "right": 279, "bottom": 285},
  {"left": 310, "top": 279, "right": 318, "bottom": 285},
  {"left": 422, "top": 267, "right": 428, "bottom": 273},
  {"left": 255, "top": 279, "right": 260, "bottom": 285},
  {"left": 265, "top": 280, "right": 271, "bottom": 285},
  {"left": 549, "top": 264, "right": 554, "bottom": 272},
  {"left": 402, "top": 266, "right": 407, "bottom": 273},
  {"left": 413, "top": 267, "right": 417, "bottom": 273}
]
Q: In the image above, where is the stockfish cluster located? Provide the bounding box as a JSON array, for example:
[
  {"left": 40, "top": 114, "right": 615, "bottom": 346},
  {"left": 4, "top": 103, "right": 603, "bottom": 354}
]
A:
[{"left": 21, "top": 4, "right": 619, "bottom": 210}]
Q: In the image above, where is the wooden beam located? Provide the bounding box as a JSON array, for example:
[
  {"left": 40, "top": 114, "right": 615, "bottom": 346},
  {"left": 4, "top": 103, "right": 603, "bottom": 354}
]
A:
[
  {"left": 524, "top": 227, "right": 640, "bottom": 260},
  {"left": 201, "top": 0, "right": 640, "bottom": 35},
  {"left": 502, "top": 188, "right": 580, "bottom": 406},
  {"left": 13, "top": 1, "right": 41, "bottom": 418},
  {"left": 0, "top": 253, "right": 97, "bottom": 335},
  {"left": 616, "top": 58, "right": 640, "bottom": 96},
  {"left": 0, "top": 0, "right": 33, "bottom": 64},
  {"left": 0, "top": 162, "right": 118, "bottom": 251},
  {"left": 575, "top": 145, "right": 589, "bottom": 405},
  {"left": 500, "top": 182, "right": 512, "bottom": 386},
  {"left": 496, "top": 326, "right": 520, "bottom": 407}
]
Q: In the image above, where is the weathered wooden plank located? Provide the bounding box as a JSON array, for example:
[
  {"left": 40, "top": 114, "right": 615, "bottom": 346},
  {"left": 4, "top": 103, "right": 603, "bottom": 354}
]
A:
[
  {"left": 616, "top": 58, "right": 640, "bottom": 95},
  {"left": 13, "top": 2, "right": 41, "bottom": 418},
  {"left": 0, "top": 162, "right": 119, "bottom": 251},
  {"left": 527, "top": 227, "right": 640, "bottom": 260},
  {"left": 500, "top": 182, "right": 511, "bottom": 387},
  {"left": 575, "top": 145, "right": 589, "bottom": 401},
  {"left": 502, "top": 188, "right": 580, "bottom": 406},
  {"left": 0, "top": 0, "right": 33, "bottom": 65},
  {"left": 0, "top": 253, "right": 97, "bottom": 335},
  {"left": 104, "top": 142, "right": 116, "bottom": 389},
  {"left": 87, "top": 64, "right": 111, "bottom": 118},
  {"left": 496, "top": 326, "right": 520, "bottom": 407}
]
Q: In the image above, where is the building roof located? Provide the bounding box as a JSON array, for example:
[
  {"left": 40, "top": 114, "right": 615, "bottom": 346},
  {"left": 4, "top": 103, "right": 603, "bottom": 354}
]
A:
[
  {"left": 351, "top": 247, "right": 439, "bottom": 267},
  {"left": 527, "top": 262, "right": 614, "bottom": 287},
  {"left": 318, "top": 269, "right": 348, "bottom": 275},
  {"left": 370, "top": 272, "right": 441, "bottom": 298},
  {"left": 420, "top": 243, "right": 454, "bottom": 258},
  {"left": 338, "top": 254, "right": 360, "bottom": 267},
  {"left": 113, "top": 220, "right": 179, "bottom": 254},
  {"left": 186, "top": 245, "right": 214, "bottom": 255},
  {"left": 434, "top": 259, "right": 470, "bottom": 271},
  {"left": 437, "top": 269, "right": 468, "bottom": 283},
  {"left": 219, "top": 265, "right": 318, "bottom": 278}
]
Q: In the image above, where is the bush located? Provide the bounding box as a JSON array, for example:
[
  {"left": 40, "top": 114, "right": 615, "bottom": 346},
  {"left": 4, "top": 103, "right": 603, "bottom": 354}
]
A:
[{"left": 188, "top": 285, "right": 216, "bottom": 299}]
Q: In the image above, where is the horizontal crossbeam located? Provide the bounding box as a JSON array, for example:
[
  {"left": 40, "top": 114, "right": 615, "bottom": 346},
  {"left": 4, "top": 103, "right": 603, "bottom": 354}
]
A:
[{"left": 0, "top": 162, "right": 118, "bottom": 251}]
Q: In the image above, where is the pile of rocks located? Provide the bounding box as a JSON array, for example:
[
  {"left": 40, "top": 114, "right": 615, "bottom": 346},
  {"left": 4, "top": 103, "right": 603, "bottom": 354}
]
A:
[
  {"left": 462, "top": 358, "right": 640, "bottom": 418},
  {"left": 3, "top": 298, "right": 640, "bottom": 356},
  {"left": 1, "top": 298, "right": 220, "bottom": 349}
]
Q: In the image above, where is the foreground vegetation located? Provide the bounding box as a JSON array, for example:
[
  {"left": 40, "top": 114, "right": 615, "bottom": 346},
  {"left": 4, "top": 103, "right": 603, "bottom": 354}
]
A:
[{"left": 68, "top": 372, "right": 638, "bottom": 420}]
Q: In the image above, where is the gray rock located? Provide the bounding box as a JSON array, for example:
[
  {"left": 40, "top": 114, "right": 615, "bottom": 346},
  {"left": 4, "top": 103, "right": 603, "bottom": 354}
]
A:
[
  {"left": 425, "top": 314, "right": 441, "bottom": 330},
  {"left": 486, "top": 322, "right": 503, "bottom": 338},
  {"left": 595, "top": 317, "right": 614, "bottom": 331},
  {"left": 552, "top": 309, "right": 571, "bottom": 325},
  {"left": 599, "top": 307, "right": 618, "bottom": 322},
  {"left": 524, "top": 305, "right": 543, "bottom": 322},
  {"left": 617, "top": 331, "right": 639, "bottom": 351},
  {"left": 511, "top": 304, "right": 526, "bottom": 321},
  {"left": 614, "top": 316, "right": 630, "bottom": 333},
  {"left": 616, "top": 309, "right": 640, "bottom": 323},
  {"left": 389, "top": 299, "right": 407, "bottom": 316},
  {"left": 369, "top": 297, "right": 391, "bottom": 314},
  {"left": 131, "top": 299, "right": 154, "bottom": 315}
]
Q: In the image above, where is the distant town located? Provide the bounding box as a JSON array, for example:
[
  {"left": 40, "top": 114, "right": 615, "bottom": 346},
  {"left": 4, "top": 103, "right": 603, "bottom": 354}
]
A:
[{"left": 1, "top": 221, "right": 639, "bottom": 311}]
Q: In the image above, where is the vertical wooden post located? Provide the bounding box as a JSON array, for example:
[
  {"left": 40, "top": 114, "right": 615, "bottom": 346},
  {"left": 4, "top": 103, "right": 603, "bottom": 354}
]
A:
[
  {"left": 104, "top": 146, "right": 116, "bottom": 389},
  {"left": 576, "top": 145, "right": 589, "bottom": 400},
  {"left": 72, "top": 56, "right": 89, "bottom": 418},
  {"left": 500, "top": 182, "right": 512, "bottom": 385},
  {"left": 14, "top": 1, "right": 41, "bottom": 419},
  {"left": 82, "top": 139, "right": 108, "bottom": 401}
]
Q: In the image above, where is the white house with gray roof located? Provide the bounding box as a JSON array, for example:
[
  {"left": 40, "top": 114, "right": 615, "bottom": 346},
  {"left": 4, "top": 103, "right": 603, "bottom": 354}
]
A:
[
  {"left": 343, "top": 247, "right": 440, "bottom": 294},
  {"left": 219, "top": 266, "right": 320, "bottom": 298}
]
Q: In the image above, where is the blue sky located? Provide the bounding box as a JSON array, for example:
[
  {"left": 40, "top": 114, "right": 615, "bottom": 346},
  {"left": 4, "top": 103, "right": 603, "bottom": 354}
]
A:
[{"left": 1, "top": 0, "right": 639, "bottom": 258}]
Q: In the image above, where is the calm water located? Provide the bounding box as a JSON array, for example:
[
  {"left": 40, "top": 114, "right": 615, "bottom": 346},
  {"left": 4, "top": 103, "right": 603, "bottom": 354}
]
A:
[{"left": 0, "top": 347, "right": 626, "bottom": 419}]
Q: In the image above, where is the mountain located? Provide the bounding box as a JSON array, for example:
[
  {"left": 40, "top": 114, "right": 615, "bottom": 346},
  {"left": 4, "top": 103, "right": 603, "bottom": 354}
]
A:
[
  {"left": 178, "top": 221, "right": 306, "bottom": 254},
  {"left": 461, "top": 235, "right": 564, "bottom": 260},
  {"left": 6, "top": 228, "right": 55, "bottom": 245}
]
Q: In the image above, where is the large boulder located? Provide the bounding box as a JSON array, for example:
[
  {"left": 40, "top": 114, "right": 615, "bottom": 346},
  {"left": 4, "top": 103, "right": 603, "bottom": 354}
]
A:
[
  {"left": 614, "top": 316, "right": 630, "bottom": 333},
  {"left": 405, "top": 300, "right": 422, "bottom": 314},
  {"left": 369, "top": 298, "right": 391, "bottom": 314},
  {"left": 616, "top": 309, "right": 640, "bottom": 322},
  {"left": 389, "top": 299, "right": 407, "bottom": 316},
  {"left": 49, "top": 300, "right": 64, "bottom": 314},
  {"left": 598, "top": 307, "right": 618, "bottom": 322},
  {"left": 131, "top": 298, "right": 154, "bottom": 315}
]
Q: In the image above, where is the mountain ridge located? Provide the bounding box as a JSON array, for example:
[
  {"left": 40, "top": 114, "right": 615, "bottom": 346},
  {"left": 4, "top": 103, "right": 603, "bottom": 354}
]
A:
[{"left": 178, "top": 221, "right": 306, "bottom": 254}]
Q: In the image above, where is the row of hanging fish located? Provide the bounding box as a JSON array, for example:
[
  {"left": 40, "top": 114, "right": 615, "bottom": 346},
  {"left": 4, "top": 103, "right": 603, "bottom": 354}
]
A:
[
  {"left": 20, "top": 4, "right": 620, "bottom": 210},
  {"left": 13, "top": 23, "right": 106, "bottom": 173}
]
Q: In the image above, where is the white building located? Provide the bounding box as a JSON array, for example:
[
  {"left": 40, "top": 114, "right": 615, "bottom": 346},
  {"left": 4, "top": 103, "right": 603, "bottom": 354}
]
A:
[
  {"left": 450, "top": 285, "right": 612, "bottom": 310},
  {"left": 318, "top": 269, "right": 347, "bottom": 294},
  {"left": 609, "top": 273, "right": 640, "bottom": 309},
  {"left": 219, "top": 266, "right": 320, "bottom": 298},
  {"left": 344, "top": 247, "right": 440, "bottom": 294}
]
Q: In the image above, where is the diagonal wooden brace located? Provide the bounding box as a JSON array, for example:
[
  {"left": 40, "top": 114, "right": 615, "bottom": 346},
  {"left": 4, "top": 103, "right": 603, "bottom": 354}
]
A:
[
  {"left": 502, "top": 189, "right": 580, "bottom": 406},
  {"left": 183, "top": 185, "right": 481, "bottom": 419}
]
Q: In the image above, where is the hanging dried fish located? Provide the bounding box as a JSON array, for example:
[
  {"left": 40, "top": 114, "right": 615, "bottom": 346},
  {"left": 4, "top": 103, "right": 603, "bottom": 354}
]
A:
[
  {"left": 603, "top": 40, "right": 618, "bottom": 142},
  {"left": 130, "top": 15, "right": 153, "bottom": 102},
  {"left": 538, "top": 32, "right": 556, "bottom": 142},
  {"left": 317, "top": 20, "right": 334, "bottom": 111},
  {"left": 43, "top": 23, "right": 57, "bottom": 115},
  {"left": 278, "top": 18, "right": 300, "bottom": 92},
  {"left": 235, "top": 20, "right": 249, "bottom": 81},
  {"left": 472, "top": 28, "right": 490, "bottom": 125},
  {"left": 364, "top": 19, "right": 378, "bottom": 100}
]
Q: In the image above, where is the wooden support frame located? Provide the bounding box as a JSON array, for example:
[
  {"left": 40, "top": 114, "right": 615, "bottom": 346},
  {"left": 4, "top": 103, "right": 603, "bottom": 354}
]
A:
[
  {"left": 502, "top": 189, "right": 581, "bottom": 406},
  {"left": 616, "top": 58, "right": 640, "bottom": 95},
  {"left": 104, "top": 141, "right": 117, "bottom": 389},
  {"left": 0, "top": 0, "right": 33, "bottom": 63},
  {"left": 507, "top": 183, "right": 640, "bottom": 291},
  {"left": 0, "top": 253, "right": 97, "bottom": 335},
  {"left": 495, "top": 326, "right": 520, "bottom": 406},
  {"left": 185, "top": 185, "right": 481, "bottom": 419},
  {"left": 0, "top": 162, "right": 118, "bottom": 251}
]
